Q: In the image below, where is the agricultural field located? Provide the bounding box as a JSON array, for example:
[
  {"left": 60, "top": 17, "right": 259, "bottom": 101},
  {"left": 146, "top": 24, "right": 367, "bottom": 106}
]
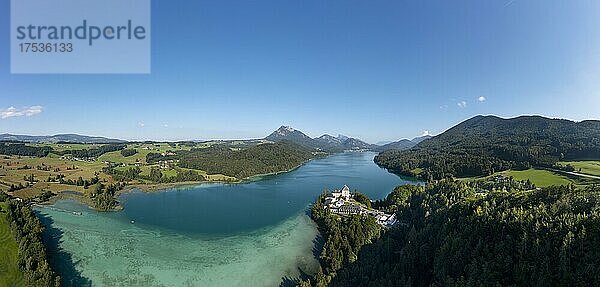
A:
[
  {"left": 98, "top": 149, "right": 149, "bottom": 165},
  {"left": 114, "top": 164, "right": 235, "bottom": 182},
  {"left": 498, "top": 169, "right": 573, "bottom": 187},
  {"left": 98, "top": 143, "right": 195, "bottom": 165},
  {"left": 0, "top": 202, "right": 23, "bottom": 287},
  {"left": 0, "top": 154, "right": 113, "bottom": 199},
  {"left": 0, "top": 142, "right": 236, "bottom": 199},
  {"left": 559, "top": 161, "right": 600, "bottom": 177},
  {"left": 461, "top": 168, "right": 580, "bottom": 188}
]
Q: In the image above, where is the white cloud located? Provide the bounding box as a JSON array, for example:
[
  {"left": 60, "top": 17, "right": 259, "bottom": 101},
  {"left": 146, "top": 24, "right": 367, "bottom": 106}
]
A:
[
  {"left": 138, "top": 122, "right": 145, "bottom": 127},
  {"left": 439, "top": 105, "right": 449, "bottom": 110},
  {"left": 457, "top": 101, "right": 467, "bottom": 108},
  {"left": 421, "top": 130, "right": 431, "bottom": 136},
  {"left": 478, "top": 96, "right": 487, "bottom": 102},
  {"left": 0, "top": 106, "right": 43, "bottom": 119},
  {"left": 163, "top": 124, "right": 169, "bottom": 128}
]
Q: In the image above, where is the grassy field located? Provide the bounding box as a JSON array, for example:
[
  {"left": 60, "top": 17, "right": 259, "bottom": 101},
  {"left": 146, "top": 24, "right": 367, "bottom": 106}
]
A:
[
  {"left": 0, "top": 202, "right": 24, "bottom": 287},
  {"left": 116, "top": 165, "right": 236, "bottom": 182},
  {"left": 0, "top": 142, "right": 236, "bottom": 199},
  {"left": 410, "top": 168, "right": 423, "bottom": 176},
  {"left": 98, "top": 150, "right": 148, "bottom": 165},
  {"left": 499, "top": 169, "right": 573, "bottom": 187},
  {"left": 559, "top": 161, "right": 600, "bottom": 177},
  {"left": 98, "top": 143, "right": 196, "bottom": 165},
  {"left": 0, "top": 154, "right": 113, "bottom": 199},
  {"left": 460, "top": 168, "right": 577, "bottom": 187}
]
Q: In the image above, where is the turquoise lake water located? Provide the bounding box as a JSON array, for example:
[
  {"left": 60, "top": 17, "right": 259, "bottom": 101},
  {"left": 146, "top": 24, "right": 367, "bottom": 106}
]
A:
[{"left": 35, "top": 152, "right": 418, "bottom": 287}]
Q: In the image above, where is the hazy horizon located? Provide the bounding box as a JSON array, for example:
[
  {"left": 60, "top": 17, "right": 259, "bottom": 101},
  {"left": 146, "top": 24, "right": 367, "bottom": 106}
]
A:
[{"left": 2, "top": 113, "right": 598, "bottom": 144}]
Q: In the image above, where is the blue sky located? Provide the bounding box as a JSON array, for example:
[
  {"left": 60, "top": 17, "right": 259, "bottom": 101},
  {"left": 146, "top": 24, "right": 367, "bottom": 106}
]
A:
[{"left": 1, "top": 0, "right": 600, "bottom": 143}]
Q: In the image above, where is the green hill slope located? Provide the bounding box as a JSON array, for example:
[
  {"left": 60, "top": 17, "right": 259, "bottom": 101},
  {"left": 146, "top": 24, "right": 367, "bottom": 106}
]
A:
[{"left": 375, "top": 115, "right": 600, "bottom": 180}]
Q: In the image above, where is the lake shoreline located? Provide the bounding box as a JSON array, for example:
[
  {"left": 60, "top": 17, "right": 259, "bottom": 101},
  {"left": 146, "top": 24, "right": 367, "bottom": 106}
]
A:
[
  {"left": 34, "top": 152, "right": 416, "bottom": 287},
  {"left": 39, "top": 157, "right": 318, "bottom": 212}
]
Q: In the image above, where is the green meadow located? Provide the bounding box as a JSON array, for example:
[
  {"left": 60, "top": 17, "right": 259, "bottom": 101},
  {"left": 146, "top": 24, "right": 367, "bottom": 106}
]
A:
[
  {"left": 559, "top": 161, "right": 600, "bottom": 177},
  {"left": 0, "top": 202, "right": 23, "bottom": 287},
  {"left": 461, "top": 168, "right": 580, "bottom": 188},
  {"left": 498, "top": 169, "right": 573, "bottom": 187},
  {"left": 0, "top": 142, "right": 236, "bottom": 199}
]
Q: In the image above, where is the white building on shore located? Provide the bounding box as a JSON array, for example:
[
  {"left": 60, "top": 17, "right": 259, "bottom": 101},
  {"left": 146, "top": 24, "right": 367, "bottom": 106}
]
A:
[
  {"left": 323, "top": 185, "right": 399, "bottom": 228},
  {"left": 331, "top": 185, "right": 350, "bottom": 201}
]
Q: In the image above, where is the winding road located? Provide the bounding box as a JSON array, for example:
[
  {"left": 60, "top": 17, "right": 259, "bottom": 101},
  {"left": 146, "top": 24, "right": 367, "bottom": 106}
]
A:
[{"left": 545, "top": 168, "right": 600, "bottom": 181}]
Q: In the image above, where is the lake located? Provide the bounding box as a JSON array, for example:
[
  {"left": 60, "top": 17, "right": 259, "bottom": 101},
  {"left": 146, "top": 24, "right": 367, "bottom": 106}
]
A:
[{"left": 36, "top": 152, "right": 419, "bottom": 287}]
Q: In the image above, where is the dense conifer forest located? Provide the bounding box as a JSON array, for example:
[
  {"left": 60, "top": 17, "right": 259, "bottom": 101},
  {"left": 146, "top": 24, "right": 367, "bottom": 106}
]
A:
[
  {"left": 0, "top": 143, "right": 52, "bottom": 157},
  {"left": 375, "top": 116, "right": 600, "bottom": 180},
  {"left": 303, "top": 179, "right": 600, "bottom": 287},
  {"left": 63, "top": 144, "right": 127, "bottom": 158},
  {"left": 305, "top": 192, "right": 382, "bottom": 286},
  {"left": 149, "top": 141, "right": 315, "bottom": 179},
  {"left": 1, "top": 194, "right": 61, "bottom": 286}
]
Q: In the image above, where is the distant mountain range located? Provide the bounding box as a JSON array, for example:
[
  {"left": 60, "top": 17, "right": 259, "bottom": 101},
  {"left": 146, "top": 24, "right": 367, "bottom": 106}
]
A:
[
  {"left": 0, "top": 133, "right": 126, "bottom": 144},
  {"left": 374, "top": 135, "right": 432, "bottom": 152},
  {"left": 264, "top": 125, "right": 427, "bottom": 152},
  {"left": 1, "top": 127, "right": 427, "bottom": 152},
  {"left": 265, "top": 126, "right": 377, "bottom": 152}
]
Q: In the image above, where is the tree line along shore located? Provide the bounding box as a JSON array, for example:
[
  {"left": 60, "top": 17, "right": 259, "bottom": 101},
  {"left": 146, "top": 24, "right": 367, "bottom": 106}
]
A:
[{"left": 0, "top": 140, "right": 316, "bottom": 211}]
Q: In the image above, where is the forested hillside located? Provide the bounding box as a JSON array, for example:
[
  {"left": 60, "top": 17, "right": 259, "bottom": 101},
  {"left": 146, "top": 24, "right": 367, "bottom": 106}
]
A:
[
  {"left": 62, "top": 144, "right": 127, "bottom": 158},
  {"left": 170, "top": 141, "right": 314, "bottom": 179},
  {"left": 375, "top": 115, "right": 600, "bottom": 180},
  {"left": 324, "top": 180, "right": 600, "bottom": 287}
]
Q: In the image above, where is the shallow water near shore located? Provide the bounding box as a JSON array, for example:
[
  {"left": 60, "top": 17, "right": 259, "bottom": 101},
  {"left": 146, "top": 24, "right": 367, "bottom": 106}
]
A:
[{"left": 36, "top": 152, "right": 418, "bottom": 287}]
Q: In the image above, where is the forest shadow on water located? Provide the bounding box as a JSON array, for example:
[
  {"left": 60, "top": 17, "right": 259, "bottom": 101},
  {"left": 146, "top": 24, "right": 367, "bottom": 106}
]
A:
[
  {"left": 280, "top": 267, "right": 312, "bottom": 287},
  {"left": 279, "top": 232, "right": 324, "bottom": 287},
  {"left": 36, "top": 212, "right": 92, "bottom": 287}
]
